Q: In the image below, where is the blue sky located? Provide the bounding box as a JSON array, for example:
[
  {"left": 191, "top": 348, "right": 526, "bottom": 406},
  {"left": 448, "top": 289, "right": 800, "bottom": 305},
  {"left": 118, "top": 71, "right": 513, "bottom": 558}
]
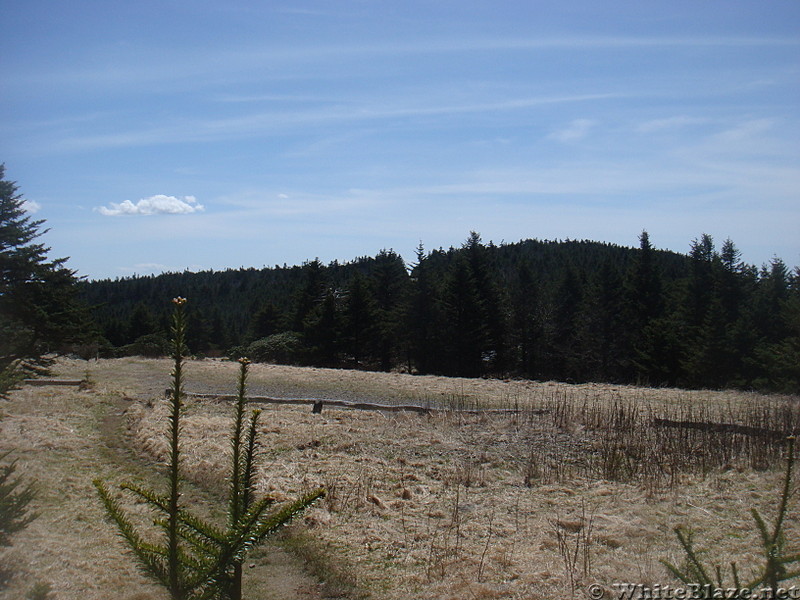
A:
[{"left": 2, "top": 1, "right": 799, "bottom": 280}]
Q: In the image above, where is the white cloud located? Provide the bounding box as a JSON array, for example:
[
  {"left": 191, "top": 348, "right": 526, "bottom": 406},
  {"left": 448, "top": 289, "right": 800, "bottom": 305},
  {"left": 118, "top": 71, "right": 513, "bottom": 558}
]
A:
[
  {"left": 548, "top": 119, "right": 596, "bottom": 142},
  {"left": 22, "top": 200, "right": 42, "bottom": 214},
  {"left": 51, "top": 93, "right": 622, "bottom": 153},
  {"left": 711, "top": 118, "right": 774, "bottom": 144},
  {"left": 97, "top": 195, "right": 204, "bottom": 216},
  {"left": 636, "top": 116, "right": 708, "bottom": 133}
]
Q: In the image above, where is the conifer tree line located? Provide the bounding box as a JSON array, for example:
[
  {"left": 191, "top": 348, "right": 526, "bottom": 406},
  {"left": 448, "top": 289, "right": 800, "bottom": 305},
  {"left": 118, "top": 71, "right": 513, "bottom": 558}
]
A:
[
  {"left": 81, "top": 231, "right": 800, "bottom": 393},
  {"left": 2, "top": 164, "right": 797, "bottom": 392}
]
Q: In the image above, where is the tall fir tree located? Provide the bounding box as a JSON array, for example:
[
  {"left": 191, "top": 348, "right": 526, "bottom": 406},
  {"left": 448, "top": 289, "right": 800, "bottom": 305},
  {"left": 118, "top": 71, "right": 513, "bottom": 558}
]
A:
[
  {"left": 0, "top": 164, "right": 90, "bottom": 372},
  {"left": 302, "top": 288, "right": 340, "bottom": 366},
  {"left": 246, "top": 302, "right": 284, "bottom": 343},
  {"left": 291, "top": 259, "right": 326, "bottom": 332},
  {"left": 407, "top": 244, "right": 443, "bottom": 375},
  {"left": 510, "top": 260, "right": 542, "bottom": 379},
  {"left": 548, "top": 266, "right": 584, "bottom": 381},
  {"left": 577, "top": 260, "right": 626, "bottom": 382},
  {"left": 463, "top": 233, "right": 508, "bottom": 374},
  {"left": 370, "top": 249, "right": 409, "bottom": 371},
  {"left": 341, "top": 271, "right": 377, "bottom": 366},
  {"left": 624, "top": 231, "right": 674, "bottom": 384},
  {"left": 441, "top": 253, "right": 488, "bottom": 377}
]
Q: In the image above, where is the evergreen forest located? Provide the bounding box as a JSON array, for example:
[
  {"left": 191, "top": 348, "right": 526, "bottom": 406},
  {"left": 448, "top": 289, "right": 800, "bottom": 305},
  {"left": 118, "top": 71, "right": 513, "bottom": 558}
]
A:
[{"left": 80, "top": 231, "right": 800, "bottom": 394}]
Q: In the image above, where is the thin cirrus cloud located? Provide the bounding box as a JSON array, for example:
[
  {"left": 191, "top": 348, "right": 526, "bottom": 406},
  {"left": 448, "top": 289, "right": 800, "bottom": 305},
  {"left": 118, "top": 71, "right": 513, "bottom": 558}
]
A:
[
  {"left": 22, "top": 200, "right": 42, "bottom": 214},
  {"left": 97, "top": 194, "right": 204, "bottom": 216},
  {"left": 636, "top": 116, "right": 709, "bottom": 134},
  {"left": 548, "top": 119, "right": 596, "bottom": 142},
  {"left": 52, "top": 92, "right": 622, "bottom": 153}
]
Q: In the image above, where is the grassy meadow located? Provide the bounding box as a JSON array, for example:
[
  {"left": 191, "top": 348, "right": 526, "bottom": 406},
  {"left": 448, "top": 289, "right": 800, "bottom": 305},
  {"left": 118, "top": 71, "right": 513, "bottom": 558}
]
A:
[{"left": 1, "top": 357, "right": 798, "bottom": 599}]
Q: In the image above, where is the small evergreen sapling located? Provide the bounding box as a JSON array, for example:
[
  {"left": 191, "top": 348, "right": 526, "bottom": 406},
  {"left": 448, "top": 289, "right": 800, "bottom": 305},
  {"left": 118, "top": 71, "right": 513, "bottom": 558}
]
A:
[
  {"left": 0, "top": 451, "right": 38, "bottom": 546},
  {"left": 662, "top": 436, "right": 799, "bottom": 597},
  {"left": 95, "top": 298, "right": 324, "bottom": 599}
]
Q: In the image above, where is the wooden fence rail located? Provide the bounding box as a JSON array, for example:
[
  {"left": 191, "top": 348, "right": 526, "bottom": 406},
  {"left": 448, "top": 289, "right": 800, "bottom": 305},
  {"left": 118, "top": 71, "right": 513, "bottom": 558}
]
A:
[
  {"left": 185, "top": 392, "right": 550, "bottom": 416},
  {"left": 23, "top": 379, "right": 84, "bottom": 387}
]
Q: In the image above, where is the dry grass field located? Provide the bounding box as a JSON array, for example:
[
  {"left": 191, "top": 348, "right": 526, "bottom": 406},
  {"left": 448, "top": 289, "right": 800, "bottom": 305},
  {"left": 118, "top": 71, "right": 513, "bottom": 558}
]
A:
[{"left": 1, "top": 357, "right": 798, "bottom": 599}]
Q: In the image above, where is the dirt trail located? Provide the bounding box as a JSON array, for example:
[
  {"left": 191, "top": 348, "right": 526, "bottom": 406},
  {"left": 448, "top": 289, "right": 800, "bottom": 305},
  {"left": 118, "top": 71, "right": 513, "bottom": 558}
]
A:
[{"left": 0, "top": 365, "right": 340, "bottom": 600}]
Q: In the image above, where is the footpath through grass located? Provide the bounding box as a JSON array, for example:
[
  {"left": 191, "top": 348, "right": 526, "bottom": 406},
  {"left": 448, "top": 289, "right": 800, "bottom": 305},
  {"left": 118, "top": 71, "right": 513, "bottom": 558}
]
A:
[{"left": 0, "top": 360, "right": 340, "bottom": 600}]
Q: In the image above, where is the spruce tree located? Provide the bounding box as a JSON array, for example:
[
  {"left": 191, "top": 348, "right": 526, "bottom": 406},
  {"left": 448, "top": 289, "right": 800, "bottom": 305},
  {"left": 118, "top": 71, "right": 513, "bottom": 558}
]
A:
[
  {"left": 246, "top": 302, "right": 284, "bottom": 344},
  {"left": 548, "top": 266, "right": 584, "bottom": 381},
  {"left": 302, "top": 288, "right": 340, "bottom": 366},
  {"left": 341, "top": 271, "right": 377, "bottom": 367},
  {"left": 291, "top": 259, "right": 326, "bottom": 332},
  {"left": 407, "top": 244, "right": 443, "bottom": 375},
  {"left": 624, "top": 231, "right": 674, "bottom": 384},
  {"left": 463, "top": 233, "right": 507, "bottom": 374},
  {"left": 0, "top": 451, "right": 38, "bottom": 546},
  {"left": 441, "top": 253, "right": 488, "bottom": 377},
  {"left": 510, "top": 260, "right": 542, "bottom": 379},
  {"left": 577, "top": 260, "right": 625, "bottom": 381},
  {"left": 0, "top": 164, "right": 90, "bottom": 377},
  {"left": 370, "top": 249, "right": 409, "bottom": 371}
]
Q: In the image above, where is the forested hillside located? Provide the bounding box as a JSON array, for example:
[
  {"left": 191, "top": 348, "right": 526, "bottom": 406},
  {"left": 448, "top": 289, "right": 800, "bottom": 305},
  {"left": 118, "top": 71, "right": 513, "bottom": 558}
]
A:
[{"left": 80, "top": 232, "right": 800, "bottom": 392}]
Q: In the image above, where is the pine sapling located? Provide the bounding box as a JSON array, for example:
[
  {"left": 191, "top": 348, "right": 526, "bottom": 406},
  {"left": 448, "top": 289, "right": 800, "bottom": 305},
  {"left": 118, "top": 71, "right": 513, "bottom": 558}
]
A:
[
  {"left": 94, "top": 297, "right": 204, "bottom": 598},
  {"left": 95, "top": 298, "right": 325, "bottom": 599},
  {"left": 662, "top": 435, "right": 799, "bottom": 597},
  {"left": 0, "top": 451, "right": 38, "bottom": 546}
]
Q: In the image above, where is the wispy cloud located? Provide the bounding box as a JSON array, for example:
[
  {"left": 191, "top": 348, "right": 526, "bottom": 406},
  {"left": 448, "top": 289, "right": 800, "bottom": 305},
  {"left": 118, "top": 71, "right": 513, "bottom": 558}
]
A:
[
  {"left": 636, "top": 116, "right": 709, "bottom": 133},
  {"left": 17, "top": 32, "right": 795, "bottom": 99},
  {"left": 53, "top": 93, "right": 622, "bottom": 152},
  {"left": 548, "top": 119, "right": 596, "bottom": 142},
  {"left": 22, "top": 200, "right": 42, "bottom": 214},
  {"left": 710, "top": 119, "right": 775, "bottom": 144},
  {"left": 97, "top": 195, "right": 204, "bottom": 216}
]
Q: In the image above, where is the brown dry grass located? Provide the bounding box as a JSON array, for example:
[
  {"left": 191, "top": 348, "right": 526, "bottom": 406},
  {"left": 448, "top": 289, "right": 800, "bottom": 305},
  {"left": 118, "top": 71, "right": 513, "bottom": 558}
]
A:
[{"left": 2, "top": 357, "right": 799, "bottom": 599}]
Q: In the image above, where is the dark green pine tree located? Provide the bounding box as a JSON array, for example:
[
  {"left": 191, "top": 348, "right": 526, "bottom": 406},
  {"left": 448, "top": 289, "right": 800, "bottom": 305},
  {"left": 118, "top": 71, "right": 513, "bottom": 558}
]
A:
[
  {"left": 407, "top": 244, "right": 444, "bottom": 375},
  {"left": 102, "top": 317, "right": 129, "bottom": 348},
  {"left": 547, "top": 266, "right": 584, "bottom": 381},
  {"left": 186, "top": 307, "right": 214, "bottom": 356},
  {"left": 754, "top": 258, "right": 790, "bottom": 344},
  {"left": 302, "top": 288, "right": 340, "bottom": 366},
  {"left": 752, "top": 258, "right": 797, "bottom": 391},
  {"left": 0, "top": 164, "right": 91, "bottom": 374},
  {"left": 127, "top": 301, "right": 160, "bottom": 342},
  {"left": 0, "top": 451, "right": 38, "bottom": 545},
  {"left": 761, "top": 267, "right": 800, "bottom": 392},
  {"left": 441, "top": 253, "right": 488, "bottom": 377},
  {"left": 624, "top": 231, "right": 678, "bottom": 385},
  {"left": 719, "top": 238, "right": 746, "bottom": 323},
  {"left": 681, "top": 238, "right": 753, "bottom": 388},
  {"left": 717, "top": 238, "right": 760, "bottom": 386},
  {"left": 576, "top": 259, "right": 626, "bottom": 382},
  {"left": 463, "top": 233, "right": 507, "bottom": 374},
  {"left": 685, "top": 233, "right": 716, "bottom": 330},
  {"left": 208, "top": 308, "right": 232, "bottom": 354},
  {"left": 625, "top": 231, "right": 662, "bottom": 320},
  {"left": 682, "top": 292, "right": 732, "bottom": 389},
  {"left": 510, "top": 260, "right": 542, "bottom": 379},
  {"left": 291, "top": 259, "right": 326, "bottom": 333},
  {"left": 370, "top": 249, "right": 409, "bottom": 371},
  {"left": 341, "top": 271, "right": 377, "bottom": 367},
  {"left": 246, "top": 302, "right": 284, "bottom": 344}
]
